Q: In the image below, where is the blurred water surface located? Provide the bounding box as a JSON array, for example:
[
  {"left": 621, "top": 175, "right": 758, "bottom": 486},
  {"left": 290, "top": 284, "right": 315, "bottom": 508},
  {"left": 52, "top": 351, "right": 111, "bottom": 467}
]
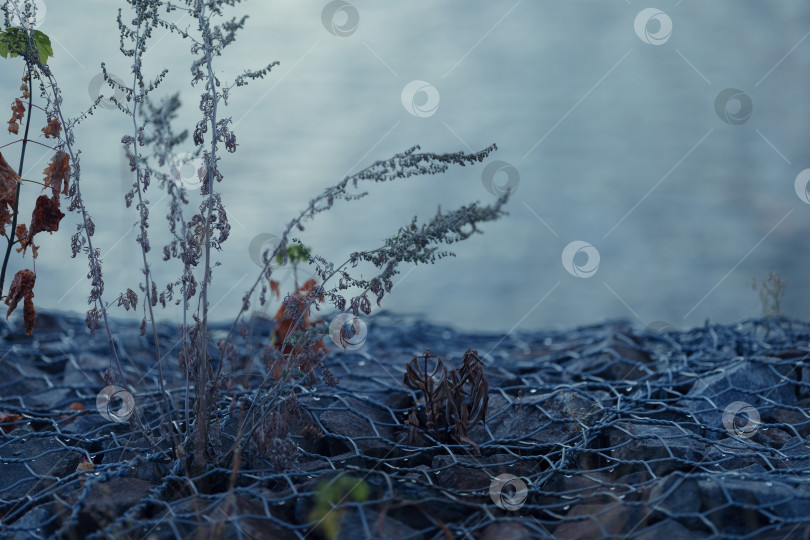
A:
[{"left": 0, "top": 1, "right": 808, "bottom": 334}]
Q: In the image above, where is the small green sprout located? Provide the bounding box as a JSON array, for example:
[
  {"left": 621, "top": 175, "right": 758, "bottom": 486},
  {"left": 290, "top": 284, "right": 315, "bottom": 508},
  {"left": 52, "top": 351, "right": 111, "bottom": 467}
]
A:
[
  {"left": 308, "top": 474, "right": 370, "bottom": 540},
  {"left": 276, "top": 243, "right": 312, "bottom": 290}
]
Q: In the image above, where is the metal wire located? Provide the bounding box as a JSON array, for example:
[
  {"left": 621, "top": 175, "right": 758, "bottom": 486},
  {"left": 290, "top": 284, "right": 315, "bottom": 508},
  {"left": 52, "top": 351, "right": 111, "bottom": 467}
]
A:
[{"left": 1, "top": 312, "right": 809, "bottom": 539}]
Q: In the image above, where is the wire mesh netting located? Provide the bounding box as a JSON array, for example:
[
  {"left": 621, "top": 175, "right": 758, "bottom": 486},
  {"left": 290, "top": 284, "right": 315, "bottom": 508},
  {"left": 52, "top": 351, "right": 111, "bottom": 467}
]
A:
[{"left": 1, "top": 310, "right": 810, "bottom": 539}]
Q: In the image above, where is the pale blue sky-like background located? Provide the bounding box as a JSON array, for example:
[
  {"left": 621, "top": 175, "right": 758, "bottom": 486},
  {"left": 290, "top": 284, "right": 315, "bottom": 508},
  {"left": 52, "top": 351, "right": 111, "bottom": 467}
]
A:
[{"left": 1, "top": 1, "right": 809, "bottom": 334}]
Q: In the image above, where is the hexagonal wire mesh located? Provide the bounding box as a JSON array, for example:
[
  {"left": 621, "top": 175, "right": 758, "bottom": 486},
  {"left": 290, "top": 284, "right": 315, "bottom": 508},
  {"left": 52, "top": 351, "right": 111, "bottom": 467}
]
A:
[{"left": 0, "top": 311, "right": 809, "bottom": 539}]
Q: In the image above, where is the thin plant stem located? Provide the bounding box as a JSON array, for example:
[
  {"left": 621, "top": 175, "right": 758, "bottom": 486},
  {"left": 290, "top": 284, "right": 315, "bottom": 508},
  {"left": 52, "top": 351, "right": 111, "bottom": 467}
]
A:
[{"left": 0, "top": 61, "right": 31, "bottom": 298}]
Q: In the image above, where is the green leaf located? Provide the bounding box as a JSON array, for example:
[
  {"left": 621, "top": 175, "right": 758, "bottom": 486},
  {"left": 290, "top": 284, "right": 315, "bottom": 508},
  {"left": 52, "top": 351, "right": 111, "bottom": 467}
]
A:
[
  {"left": 275, "top": 244, "right": 312, "bottom": 266},
  {"left": 32, "top": 30, "right": 52, "bottom": 65},
  {"left": 0, "top": 27, "right": 53, "bottom": 64},
  {"left": 0, "top": 27, "right": 25, "bottom": 58}
]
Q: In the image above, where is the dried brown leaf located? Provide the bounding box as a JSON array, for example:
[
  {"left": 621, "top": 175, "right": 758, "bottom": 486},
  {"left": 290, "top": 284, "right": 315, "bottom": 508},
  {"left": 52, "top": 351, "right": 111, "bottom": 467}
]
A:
[
  {"left": 14, "top": 223, "right": 38, "bottom": 258},
  {"left": 41, "top": 118, "right": 61, "bottom": 139},
  {"left": 269, "top": 279, "right": 280, "bottom": 299},
  {"left": 5, "top": 269, "right": 36, "bottom": 335},
  {"left": 29, "top": 194, "right": 65, "bottom": 237},
  {"left": 41, "top": 151, "right": 70, "bottom": 201},
  {"left": 0, "top": 151, "right": 21, "bottom": 202},
  {"left": 8, "top": 98, "right": 24, "bottom": 135},
  {"left": 0, "top": 413, "right": 24, "bottom": 434}
]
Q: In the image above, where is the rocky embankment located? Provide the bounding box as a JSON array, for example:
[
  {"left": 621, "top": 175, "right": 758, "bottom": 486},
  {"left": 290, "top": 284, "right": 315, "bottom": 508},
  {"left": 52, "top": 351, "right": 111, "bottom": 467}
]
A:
[{"left": 1, "top": 311, "right": 809, "bottom": 539}]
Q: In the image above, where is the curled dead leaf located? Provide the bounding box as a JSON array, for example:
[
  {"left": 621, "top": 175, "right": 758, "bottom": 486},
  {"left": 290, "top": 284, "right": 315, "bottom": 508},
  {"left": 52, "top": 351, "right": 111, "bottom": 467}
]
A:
[
  {"left": 76, "top": 457, "right": 94, "bottom": 487},
  {"left": 41, "top": 117, "right": 60, "bottom": 139},
  {"left": 8, "top": 98, "right": 24, "bottom": 135},
  {"left": 42, "top": 151, "right": 70, "bottom": 201},
  {"left": 269, "top": 279, "right": 280, "bottom": 299},
  {"left": 5, "top": 269, "right": 36, "bottom": 335},
  {"left": 0, "top": 151, "right": 21, "bottom": 201},
  {"left": 269, "top": 278, "right": 326, "bottom": 382},
  {"left": 14, "top": 223, "right": 38, "bottom": 258},
  {"left": 29, "top": 194, "right": 65, "bottom": 237},
  {"left": 20, "top": 75, "right": 29, "bottom": 99}
]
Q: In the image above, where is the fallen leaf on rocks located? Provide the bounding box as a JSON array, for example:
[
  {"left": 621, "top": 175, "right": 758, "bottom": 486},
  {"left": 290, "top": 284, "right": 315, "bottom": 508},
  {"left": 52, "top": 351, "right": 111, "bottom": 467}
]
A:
[
  {"left": 76, "top": 458, "right": 93, "bottom": 473},
  {"left": 0, "top": 412, "right": 24, "bottom": 434},
  {"left": 60, "top": 402, "right": 85, "bottom": 425},
  {"left": 76, "top": 457, "right": 94, "bottom": 487}
]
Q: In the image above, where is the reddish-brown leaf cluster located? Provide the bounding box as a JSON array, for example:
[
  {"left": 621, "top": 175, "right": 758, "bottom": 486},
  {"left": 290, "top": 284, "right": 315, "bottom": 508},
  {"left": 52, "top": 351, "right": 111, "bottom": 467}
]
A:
[
  {"left": 14, "top": 224, "right": 35, "bottom": 258},
  {"left": 403, "top": 348, "right": 489, "bottom": 455},
  {"left": 14, "top": 152, "right": 70, "bottom": 258},
  {"left": 268, "top": 278, "right": 327, "bottom": 382},
  {"left": 41, "top": 118, "right": 61, "bottom": 139},
  {"left": 7, "top": 98, "right": 24, "bottom": 135},
  {"left": 0, "top": 99, "right": 70, "bottom": 337},
  {"left": 19, "top": 74, "right": 29, "bottom": 100},
  {"left": 5, "top": 269, "right": 36, "bottom": 335}
]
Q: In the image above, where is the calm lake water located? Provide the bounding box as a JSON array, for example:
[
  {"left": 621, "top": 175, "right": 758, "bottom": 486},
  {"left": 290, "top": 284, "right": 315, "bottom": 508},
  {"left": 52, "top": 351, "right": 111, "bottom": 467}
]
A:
[{"left": 0, "top": 1, "right": 809, "bottom": 335}]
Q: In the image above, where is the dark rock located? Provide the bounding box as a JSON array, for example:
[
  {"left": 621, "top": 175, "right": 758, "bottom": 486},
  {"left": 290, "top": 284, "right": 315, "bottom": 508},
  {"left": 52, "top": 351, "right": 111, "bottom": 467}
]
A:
[
  {"left": 29, "top": 311, "right": 70, "bottom": 334},
  {"left": 478, "top": 521, "right": 535, "bottom": 540},
  {"left": 680, "top": 360, "right": 796, "bottom": 439},
  {"left": 704, "top": 437, "right": 774, "bottom": 471},
  {"left": 563, "top": 332, "right": 655, "bottom": 381},
  {"left": 765, "top": 399, "right": 810, "bottom": 438},
  {"left": 634, "top": 519, "right": 710, "bottom": 540},
  {"left": 776, "top": 436, "right": 810, "bottom": 471},
  {"left": 335, "top": 506, "right": 423, "bottom": 540},
  {"left": 695, "top": 477, "right": 810, "bottom": 535},
  {"left": 431, "top": 453, "right": 524, "bottom": 490},
  {"left": 0, "top": 357, "right": 49, "bottom": 400},
  {"left": 145, "top": 493, "right": 300, "bottom": 540},
  {"left": 644, "top": 472, "right": 703, "bottom": 531},
  {"left": 7, "top": 502, "right": 58, "bottom": 540},
  {"left": 607, "top": 421, "right": 704, "bottom": 477},
  {"left": 400, "top": 464, "right": 431, "bottom": 482},
  {"left": 752, "top": 424, "right": 794, "bottom": 447},
  {"left": 101, "top": 438, "right": 163, "bottom": 483},
  {"left": 0, "top": 433, "right": 83, "bottom": 507},
  {"left": 23, "top": 386, "right": 73, "bottom": 410},
  {"left": 468, "top": 392, "right": 583, "bottom": 451},
  {"left": 294, "top": 451, "right": 364, "bottom": 472},
  {"left": 319, "top": 396, "right": 399, "bottom": 457},
  {"left": 553, "top": 500, "right": 643, "bottom": 539},
  {"left": 59, "top": 413, "right": 109, "bottom": 437},
  {"left": 542, "top": 471, "right": 617, "bottom": 506},
  {"left": 65, "top": 477, "right": 155, "bottom": 534},
  {"left": 62, "top": 352, "right": 108, "bottom": 387}
]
